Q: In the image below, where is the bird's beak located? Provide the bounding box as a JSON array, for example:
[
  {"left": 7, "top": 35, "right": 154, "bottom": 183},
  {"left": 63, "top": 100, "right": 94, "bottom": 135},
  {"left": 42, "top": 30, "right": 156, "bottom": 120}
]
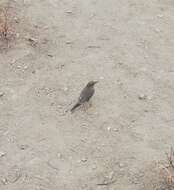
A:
[{"left": 93, "top": 81, "right": 98, "bottom": 84}]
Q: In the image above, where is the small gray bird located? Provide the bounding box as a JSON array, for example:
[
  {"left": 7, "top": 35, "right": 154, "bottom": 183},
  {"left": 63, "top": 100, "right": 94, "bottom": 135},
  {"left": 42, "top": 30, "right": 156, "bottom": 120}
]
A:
[{"left": 71, "top": 81, "right": 98, "bottom": 112}]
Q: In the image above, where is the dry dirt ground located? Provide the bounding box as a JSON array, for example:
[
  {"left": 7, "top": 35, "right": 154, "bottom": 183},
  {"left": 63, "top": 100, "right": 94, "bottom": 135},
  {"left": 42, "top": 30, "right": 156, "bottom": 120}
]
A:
[{"left": 0, "top": 0, "right": 174, "bottom": 189}]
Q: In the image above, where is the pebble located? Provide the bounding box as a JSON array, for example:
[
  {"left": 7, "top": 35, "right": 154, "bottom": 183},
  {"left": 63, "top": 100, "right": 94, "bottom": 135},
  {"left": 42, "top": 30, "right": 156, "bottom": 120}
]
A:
[
  {"left": 113, "top": 128, "right": 119, "bottom": 132},
  {"left": 1, "top": 178, "right": 8, "bottom": 185},
  {"left": 11, "top": 59, "right": 16, "bottom": 64},
  {"left": 57, "top": 105, "right": 63, "bottom": 109},
  {"left": 16, "top": 33, "right": 20, "bottom": 38},
  {"left": 144, "top": 109, "right": 149, "bottom": 113},
  {"left": 14, "top": 18, "right": 19, "bottom": 24},
  {"left": 157, "top": 14, "right": 164, "bottom": 18},
  {"left": 108, "top": 171, "right": 114, "bottom": 179},
  {"left": 23, "top": 66, "right": 28, "bottom": 70},
  {"left": 78, "top": 158, "right": 88, "bottom": 163},
  {"left": 81, "top": 158, "right": 87, "bottom": 162},
  {"left": 19, "top": 144, "right": 29, "bottom": 150},
  {"left": 66, "top": 11, "right": 73, "bottom": 14},
  {"left": 27, "top": 37, "right": 38, "bottom": 43},
  {"left": 0, "top": 151, "right": 6, "bottom": 157},
  {"left": 92, "top": 164, "right": 97, "bottom": 170},
  {"left": 138, "top": 94, "right": 147, "bottom": 100},
  {"left": 147, "top": 95, "right": 153, "bottom": 100},
  {"left": 119, "top": 163, "right": 125, "bottom": 168},
  {"left": 63, "top": 87, "right": 68, "bottom": 92},
  {"left": 66, "top": 41, "right": 73, "bottom": 45},
  {"left": 47, "top": 54, "right": 54, "bottom": 57},
  {"left": 0, "top": 92, "right": 4, "bottom": 97},
  {"left": 57, "top": 153, "right": 62, "bottom": 159}
]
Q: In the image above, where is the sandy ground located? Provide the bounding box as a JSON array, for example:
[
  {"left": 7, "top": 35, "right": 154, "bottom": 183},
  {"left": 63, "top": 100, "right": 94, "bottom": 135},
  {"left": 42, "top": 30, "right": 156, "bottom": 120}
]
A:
[{"left": 0, "top": 0, "right": 174, "bottom": 189}]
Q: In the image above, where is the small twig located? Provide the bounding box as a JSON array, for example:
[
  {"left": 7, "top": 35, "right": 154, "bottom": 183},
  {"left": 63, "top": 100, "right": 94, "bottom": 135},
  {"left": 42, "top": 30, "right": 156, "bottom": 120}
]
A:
[
  {"left": 96, "top": 179, "right": 117, "bottom": 186},
  {"left": 47, "top": 161, "right": 59, "bottom": 172},
  {"left": 87, "top": 45, "right": 101, "bottom": 49}
]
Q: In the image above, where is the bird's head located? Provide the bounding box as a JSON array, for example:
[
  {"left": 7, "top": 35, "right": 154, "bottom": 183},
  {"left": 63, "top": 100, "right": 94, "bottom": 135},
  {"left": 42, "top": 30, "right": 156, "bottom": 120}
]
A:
[{"left": 86, "top": 80, "right": 98, "bottom": 87}]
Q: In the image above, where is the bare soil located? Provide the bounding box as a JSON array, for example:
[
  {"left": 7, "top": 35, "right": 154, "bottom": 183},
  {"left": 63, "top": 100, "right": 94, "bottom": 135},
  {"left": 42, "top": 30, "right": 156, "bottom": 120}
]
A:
[{"left": 0, "top": 0, "right": 174, "bottom": 189}]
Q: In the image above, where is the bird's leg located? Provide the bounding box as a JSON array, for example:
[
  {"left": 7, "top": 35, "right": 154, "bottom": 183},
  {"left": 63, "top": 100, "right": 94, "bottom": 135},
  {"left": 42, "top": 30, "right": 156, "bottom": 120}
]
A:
[
  {"left": 85, "top": 101, "right": 92, "bottom": 111},
  {"left": 82, "top": 103, "right": 87, "bottom": 111},
  {"left": 88, "top": 101, "right": 92, "bottom": 107},
  {"left": 81, "top": 102, "right": 90, "bottom": 112},
  {"left": 87, "top": 99, "right": 93, "bottom": 108}
]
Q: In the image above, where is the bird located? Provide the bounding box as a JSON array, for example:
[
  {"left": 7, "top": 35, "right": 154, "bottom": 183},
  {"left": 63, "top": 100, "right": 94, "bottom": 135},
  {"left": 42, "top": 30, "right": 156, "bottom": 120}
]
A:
[{"left": 71, "top": 81, "right": 98, "bottom": 112}]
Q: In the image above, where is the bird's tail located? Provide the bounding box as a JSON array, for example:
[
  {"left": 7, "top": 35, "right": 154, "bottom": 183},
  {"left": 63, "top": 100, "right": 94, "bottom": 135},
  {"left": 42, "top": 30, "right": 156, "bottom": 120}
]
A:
[{"left": 71, "top": 102, "right": 81, "bottom": 112}]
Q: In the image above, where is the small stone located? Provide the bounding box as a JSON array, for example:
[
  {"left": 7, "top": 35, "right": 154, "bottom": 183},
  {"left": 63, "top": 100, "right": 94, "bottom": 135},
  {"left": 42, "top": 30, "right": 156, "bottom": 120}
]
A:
[
  {"left": 0, "top": 151, "right": 6, "bottom": 157},
  {"left": 92, "top": 165, "right": 97, "bottom": 170},
  {"left": 57, "top": 105, "right": 63, "bottom": 109},
  {"left": 77, "top": 158, "right": 88, "bottom": 163},
  {"left": 81, "top": 123, "right": 88, "bottom": 128},
  {"left": 27, "top": 37, "right": 38, "bottom": 46},
  {"left": 1, "top": 178, "right": 8, "bottom": 185},
  {"left": 66, "top": 11, "right": 73, "bottom": 14},
  {"left": 19, "top": 144, "right": 29, "bottom": 150},
  {"left": 107, "top": 127, "right": 111, "bottom": 131},
  {"left": 119, "top": 163, "right": 125, "bottom": 168},
  {"left": 0, "top": 92, "right": 4, "bottom": 97},
  {"left": 108, "top": 171, "right": 114, "bottom": 180},
  {"left": 11, "top": 59, "right": 16, "bottom": 64},
  {"left": 81, "top": 158, "right": 87, "bottom": 162},
  {"left": 66, "top": 41, "right": 73, "bottom": 44},
  {"left": 99, "top": 76, "right": 104, "bottom": 80},
  {"left": 57, "top": 153, "right": 62, "bottom": 159},
  {"left": 27, "top": 37, "right": 37, "bottom": 43},
  {"left": 113, "top": 128, "right": 119, "bottom": 132},
  {"left": 157, "top": 14, "right": 164, "bottom": 18},
  {"left": 24, "top": 66, "right": 28, "bottom": 70},
  {"left": 138, "top": 94, "right": 147, "bottom": 100},
  {"left": 16, "top": 33, "right": 20, "bottom": 38},
  {"left": 63, "top": 87, "right": 68, "bottom": 92},
  {"left": 47, "top": 54, "right": 54, "bottom": 57},
  {"left": 147, "top": 95, "right": 153, "bottom": 100}
]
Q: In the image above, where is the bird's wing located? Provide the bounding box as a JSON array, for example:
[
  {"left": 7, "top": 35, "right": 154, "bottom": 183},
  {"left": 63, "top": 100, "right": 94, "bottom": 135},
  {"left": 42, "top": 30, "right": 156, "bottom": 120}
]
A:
[{"left": 79, "top": 87, "right": 94, "bottom": 103}]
